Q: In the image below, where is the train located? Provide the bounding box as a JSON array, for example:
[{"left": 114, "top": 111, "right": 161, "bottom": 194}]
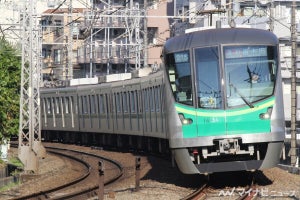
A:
[{"left": 40, "top": 27, "right": 285, "bottom": 174}]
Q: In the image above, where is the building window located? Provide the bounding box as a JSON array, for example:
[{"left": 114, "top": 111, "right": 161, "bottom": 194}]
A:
[
  {"left": 54, "top": 49, "right": 61, "bottom": 64},
  {"left": 148, "top": 27, "right": 158, "bottom": 45}
]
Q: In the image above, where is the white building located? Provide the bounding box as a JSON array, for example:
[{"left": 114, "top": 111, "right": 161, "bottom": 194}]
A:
[{"left": 0, "top": 0, "right": 90, "bottom": 43}]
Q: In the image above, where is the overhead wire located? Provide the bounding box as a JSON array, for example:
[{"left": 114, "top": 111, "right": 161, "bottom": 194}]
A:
[{"left": 42, "top": 0, "right": 290, "bottom": 64}]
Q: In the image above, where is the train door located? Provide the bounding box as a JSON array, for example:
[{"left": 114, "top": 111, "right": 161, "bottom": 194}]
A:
[
  {"left": 111, "top": 88, "right": 124, "bottom": 133},
  {"left": 142, "top": 86, "right": 152, "bottom": 136},
  {"left": 140, "top": 72, "right": 165, "bottom": 138},
  {"left": 154, "top": 80, "right": 165, "bottom": 136},
  {"left": 122, "top": 84, "right": 142, "bottom": 134},
  {"left": 194, "top": 46, "right": 226, "bottom": 137},
  {"left": 129, "top": 90, "right": 139, "bottom": 133},
  {"left": 78, "top": 94, "right": 89, "bottom": 130},
  {"left": 141, "top": 88, "right": 148, "bottom": 135},
  {"left": 122, "top": 90, "right": 130, "bottom": 132},
  {"left": 96, "top": 86, "right": 113, "bottom": 133}
]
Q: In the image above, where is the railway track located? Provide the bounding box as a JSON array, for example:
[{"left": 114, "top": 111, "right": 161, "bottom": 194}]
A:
[
  {"left": 6, "top": 144, "right": 123, "bottom": 200},
  {"left": 181, "top": 172, "right": 260, "bottom": 200},
  {"left": 5, "top": 143, "right": 298, "bottom": 199},
  {"left": 181, "top": 183, "right": 208, "bottom": 200}
]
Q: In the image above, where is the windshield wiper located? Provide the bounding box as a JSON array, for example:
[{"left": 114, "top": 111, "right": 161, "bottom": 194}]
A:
[{"left": 230, "top": 83, "right": 254, "bottom": 108}]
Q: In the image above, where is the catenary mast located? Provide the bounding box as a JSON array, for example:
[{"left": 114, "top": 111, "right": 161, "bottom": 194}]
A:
[
  {"left": 18, "top": 0, "right": 46, "bottom": 173},
  {"left": 290, "top": 0, "right": 298, "bottom": 167}
]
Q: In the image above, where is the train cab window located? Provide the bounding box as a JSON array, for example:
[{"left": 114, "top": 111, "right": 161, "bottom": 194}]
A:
[
  {"left": 195, "top": 46, "right": 222, "bottom": 109},
  {"left": 165, "top": 51, "right": 193, "bottom": 106},
  {"left": 224, "top": 45, "right": 277, "bottom": 108}
]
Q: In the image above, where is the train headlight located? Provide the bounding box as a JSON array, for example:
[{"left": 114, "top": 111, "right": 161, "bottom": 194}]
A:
[
  {"left": 178, "top": 113, "right": 193, "bottom": 125},
  {"left": 259, "top": 107, "right": 273, "bottom": 120}
]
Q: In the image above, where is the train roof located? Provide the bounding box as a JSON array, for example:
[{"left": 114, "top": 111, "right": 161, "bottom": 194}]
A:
[{"left": 163, "top": 28, "right": 278, "bottom": 53}]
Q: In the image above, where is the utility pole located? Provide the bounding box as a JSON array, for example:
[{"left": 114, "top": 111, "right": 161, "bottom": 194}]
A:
[
  {"left": 67, "top": 0, "right": 73, "bottom": 79},
  {"left": 228, "top": 0, "right": 235, "bottom": 27},
  {"left": 269, "top": 0, "right": 274, "bottom": 32},
  {"left": 18, "top": 0, "right": 46, "bottom": 173},
  {"left": 89, "top": 0, "right": 94, "bottom": 78},
  {"left": 290, "top": 0, "right": 298, "bottom": 167},
  {"left": 143, "top": 0, "right": 148, "bottom": 68}
]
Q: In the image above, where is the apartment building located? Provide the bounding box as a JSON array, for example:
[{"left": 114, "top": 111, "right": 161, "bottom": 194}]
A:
[
  {"left": 41, "top": 0, "right": 173, "bottom": 80},
  {"left": 42, "top": 7, "right": 85, "bottom": 80}
]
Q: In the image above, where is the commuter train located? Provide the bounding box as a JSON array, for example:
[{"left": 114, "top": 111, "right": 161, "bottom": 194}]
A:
[{"left": 40, "top": 28, "right": 285, "bottom": 174}]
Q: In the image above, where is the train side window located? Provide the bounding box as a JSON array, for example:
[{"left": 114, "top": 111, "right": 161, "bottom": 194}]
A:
[
  {"left": 130, "top": 91, "right": 136, "bottom": 113},
  {"left": 105, "top": 94, "right": 109, "bottom": 115},
  {"left": 91, "top": 95, "right": 96, "bottom": 114},
  {"left": 155, "top": 86, "right": 161, "bottom": 112},
  {"left": 41, "top": 98, "right": 45, "bottom": 115},
  {"left": 47, "top": 97, "right": 52, "bottom": 114},
  {"left": 144, "top": 89, "right": 149, "bottom": 112},
  {"left": 135, "top": 90, "right": 139, "bottom": 113},
  {"left": 82, "top": 96, "right": 88, "bottom": 114},
  {"left": 98, "top": 94, "right": 104, "bottom": 114},
  {"left": 51, "top": 98, "right": 55, "bottom": 114},
  {"left": 70, "top": 96, "right": 75, "bottom": 114},
  {"left": 123, "top": 92, "right": 128, "bottom": 113},
  {"left": 65, "top": 97, "right": 70, "bottom": 114},
  {"left": 55, "top": 97, "right": 60, "bottom": 114},
  {"left": 116, "top": 92, "right": 121, "bottom": 113},
  {"left": 42, "top": 98, "right": 47, "bottom": 121},
  {"left": 60, "top": 97, "right": 63, "bottom": 114},
  {"left": 138, "top": 90, "right": 143, "bottom": 113},
  {"left": 80, "top": 96, "right": 83, "bottom": 114},
  {"left": 150, "top": 87, "right": 155, "bottom": 112},
  {"left": 113, "top": 93, "right": 117, "bottom": 113}
]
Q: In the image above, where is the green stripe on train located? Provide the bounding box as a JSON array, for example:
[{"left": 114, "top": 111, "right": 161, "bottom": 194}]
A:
[{"left": 175, "top": 97, "right": 274, "bottom": 138}]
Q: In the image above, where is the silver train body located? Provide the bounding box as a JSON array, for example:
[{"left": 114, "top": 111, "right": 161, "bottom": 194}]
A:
[{"left": 40, "top": 28, "right": 285, "bottom": 174}]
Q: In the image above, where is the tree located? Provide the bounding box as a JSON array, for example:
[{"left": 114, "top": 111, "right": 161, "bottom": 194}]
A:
[{"left": 0, "top": 37, "right": 21, "bottom": 141}]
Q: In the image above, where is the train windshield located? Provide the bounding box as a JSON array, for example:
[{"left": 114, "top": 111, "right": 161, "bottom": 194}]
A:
[
  {"left": 224, "top": 45, "right": 277, "bottom": 108},
  {"left": 195, "top": 46, "right": 222, "bottom": 109},
  {"left": 165, "top": 51, "right": 193, "bottom": 106}
]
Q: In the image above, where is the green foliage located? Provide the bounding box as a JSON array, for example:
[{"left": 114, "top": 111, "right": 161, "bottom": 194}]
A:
[
  {"left": 0, "top": 181, "right": 20, "bottom": 192},
  {"left": 8, "top": 157, "right": 23, "bottom": 168},
  {"left": 0, "top": 37, "right": 21, "bottom": 141}
]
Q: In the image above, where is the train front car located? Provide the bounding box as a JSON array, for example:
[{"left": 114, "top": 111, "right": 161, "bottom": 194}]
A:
[{"left": 163, "top": 28, "right": 285, "bottom": 174}]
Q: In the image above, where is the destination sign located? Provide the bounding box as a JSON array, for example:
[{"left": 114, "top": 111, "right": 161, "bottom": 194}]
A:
[
  {"left": 174, "top": 51, "right": 189, "bottom": 63},
  {"left": 224, "top": 46, "right": 267, "bottom": 59}
]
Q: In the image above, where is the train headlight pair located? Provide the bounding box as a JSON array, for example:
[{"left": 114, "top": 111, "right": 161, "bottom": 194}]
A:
[
  {"left": 178, "top": 113, "right": 193, "bottom": 125},
  {"left": 259, "top": 107, "right": 273, "bottom": 120}
]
